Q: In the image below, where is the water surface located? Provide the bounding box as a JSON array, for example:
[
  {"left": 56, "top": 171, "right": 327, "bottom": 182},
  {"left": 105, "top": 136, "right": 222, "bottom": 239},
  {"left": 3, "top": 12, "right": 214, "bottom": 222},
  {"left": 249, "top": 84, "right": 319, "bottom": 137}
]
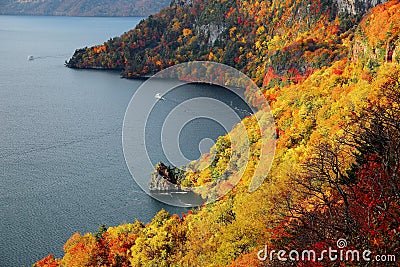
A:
[
  {"left": 0, "top": 15, "right": 187, "bottom": 267},
  {"left": 0, "top": 15, "right": 251, "bottom": 267}
]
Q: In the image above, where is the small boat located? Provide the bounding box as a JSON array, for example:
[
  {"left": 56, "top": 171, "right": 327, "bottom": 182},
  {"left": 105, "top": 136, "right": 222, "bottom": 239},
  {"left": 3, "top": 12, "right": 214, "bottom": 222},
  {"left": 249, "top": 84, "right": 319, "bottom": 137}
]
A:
[
  {"left": 27, "top": 55, "right": 34, "bottom": 61},
  {"left": 155, "top": 93, "right": 165, "bottom": 100}
]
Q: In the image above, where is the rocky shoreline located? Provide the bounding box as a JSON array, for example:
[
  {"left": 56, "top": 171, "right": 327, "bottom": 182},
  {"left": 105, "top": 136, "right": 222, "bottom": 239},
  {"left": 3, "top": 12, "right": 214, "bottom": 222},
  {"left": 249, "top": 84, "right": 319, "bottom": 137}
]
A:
[{"left": 148, "top": 162, "right": 187, "bottom": 192}]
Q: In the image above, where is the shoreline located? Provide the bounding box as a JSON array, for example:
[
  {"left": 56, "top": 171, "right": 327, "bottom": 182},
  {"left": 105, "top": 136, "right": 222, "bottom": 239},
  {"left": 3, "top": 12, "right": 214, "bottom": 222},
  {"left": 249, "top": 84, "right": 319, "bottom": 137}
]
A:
[{"left": 66, "top": 65, "right": 248, "bottom": 92}]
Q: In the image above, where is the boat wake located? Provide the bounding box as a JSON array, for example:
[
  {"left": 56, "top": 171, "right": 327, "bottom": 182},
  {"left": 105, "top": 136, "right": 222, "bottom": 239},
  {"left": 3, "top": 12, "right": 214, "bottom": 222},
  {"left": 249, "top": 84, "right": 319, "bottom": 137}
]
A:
[{"left": 27, "top": 54, "right": 69, "bottom": 61}]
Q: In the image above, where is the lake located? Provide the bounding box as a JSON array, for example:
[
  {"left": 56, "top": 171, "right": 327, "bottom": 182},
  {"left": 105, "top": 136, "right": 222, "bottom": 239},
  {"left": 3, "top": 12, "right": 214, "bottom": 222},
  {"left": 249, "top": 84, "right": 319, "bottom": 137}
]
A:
[
  {"left": 0, "top": 15, "right": 252, "bottom": 266},
  {"left": 0, "top": 15, "right": 180, "bottom": 267}
]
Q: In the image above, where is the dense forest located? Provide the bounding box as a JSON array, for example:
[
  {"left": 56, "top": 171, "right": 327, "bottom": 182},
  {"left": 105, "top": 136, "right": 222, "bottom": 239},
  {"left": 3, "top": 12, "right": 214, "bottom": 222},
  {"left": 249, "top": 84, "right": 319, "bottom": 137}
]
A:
[
  {"left": 0, "top": 0, "right": 170, "bottom": 17},
  {"left": 36, "top": 0, "right": 400, "bottom": 266}
]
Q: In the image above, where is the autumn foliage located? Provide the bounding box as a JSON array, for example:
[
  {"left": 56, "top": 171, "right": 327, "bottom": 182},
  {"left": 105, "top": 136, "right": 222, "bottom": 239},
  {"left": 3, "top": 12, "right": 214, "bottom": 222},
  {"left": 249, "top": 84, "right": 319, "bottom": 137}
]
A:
[{"left": 38, "top": 1, "right": 400, "bottom": 266}]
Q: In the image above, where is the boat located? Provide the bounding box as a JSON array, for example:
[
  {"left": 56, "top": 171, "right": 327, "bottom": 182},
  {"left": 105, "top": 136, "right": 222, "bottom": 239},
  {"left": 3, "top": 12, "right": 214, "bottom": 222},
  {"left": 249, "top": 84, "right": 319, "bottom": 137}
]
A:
[
  {"left": 155, "top": 93, "right": 165, "bottom": 100},
  {"left": 27, "top": 55, "right": 34, "bottom": 61}
]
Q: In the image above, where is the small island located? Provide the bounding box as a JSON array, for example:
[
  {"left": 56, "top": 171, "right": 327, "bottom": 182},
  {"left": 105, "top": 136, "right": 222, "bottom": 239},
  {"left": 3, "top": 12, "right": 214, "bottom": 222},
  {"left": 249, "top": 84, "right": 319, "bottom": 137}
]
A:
[
  {"left": 149, "top": 162, "right": 186, "bottom": 192},
  {"left": 149, "top": 162, "right": 206, "bottom": 206}
]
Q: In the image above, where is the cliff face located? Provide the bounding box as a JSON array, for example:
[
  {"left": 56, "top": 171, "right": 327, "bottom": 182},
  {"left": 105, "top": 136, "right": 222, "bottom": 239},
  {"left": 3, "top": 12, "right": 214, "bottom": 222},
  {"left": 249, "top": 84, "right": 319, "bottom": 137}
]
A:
[
  {"left": 148, "top": 173, "right": 181, "bottom": 191},
  {"left": 334, "top": 0, "right": 387, "bottom": 15},
  {"left": 172, "top": 0, "right": 194, "bottom": 7},
  {"left": 149, "top": 162, "right": 185, "bottom": 191}
]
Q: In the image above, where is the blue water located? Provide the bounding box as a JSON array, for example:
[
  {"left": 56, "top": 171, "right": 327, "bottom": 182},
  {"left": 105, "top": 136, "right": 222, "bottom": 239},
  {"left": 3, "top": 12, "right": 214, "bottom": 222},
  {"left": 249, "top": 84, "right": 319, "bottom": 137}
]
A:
[
  {"left": 0, "top": 15, "right": 190, "bottom": 267},
  {"left": 0, "top": 15, "right": 252, "bottom": 267}
]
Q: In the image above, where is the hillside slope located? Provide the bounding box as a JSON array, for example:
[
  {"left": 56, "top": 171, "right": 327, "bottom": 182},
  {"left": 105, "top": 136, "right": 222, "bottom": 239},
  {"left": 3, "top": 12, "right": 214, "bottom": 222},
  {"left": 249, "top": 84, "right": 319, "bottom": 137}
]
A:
[
  {"left": 66, "top": 0, "right": 387, "bottom": 82},
  {"left": 35, "top": 0, "right": 400, "bottom": 266},
  {"left": 0, "top": 0, "right": 170, "bottom": 17}
]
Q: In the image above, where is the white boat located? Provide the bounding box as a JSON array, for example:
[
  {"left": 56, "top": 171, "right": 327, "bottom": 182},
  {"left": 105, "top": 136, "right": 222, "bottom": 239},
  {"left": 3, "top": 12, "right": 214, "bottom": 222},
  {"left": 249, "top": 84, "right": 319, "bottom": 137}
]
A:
[
  {"left": 155, "top": 93, "right": 164, "bottom": 100},
  {"left": 27, "top": 55, "right": 34, "bottom": 61}
]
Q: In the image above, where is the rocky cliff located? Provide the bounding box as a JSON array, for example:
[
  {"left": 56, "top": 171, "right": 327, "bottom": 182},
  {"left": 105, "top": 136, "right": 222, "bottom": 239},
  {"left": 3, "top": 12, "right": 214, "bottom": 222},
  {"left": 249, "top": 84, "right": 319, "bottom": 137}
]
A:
[
  {"left": 148, "top": 173, "right": 181, "bottom": 191},
  {"left": 148, "top": 162, "right": 185, "bottom": 191},
  {"left": 334, "top": 0, "right": 387, "bottom": 15}
]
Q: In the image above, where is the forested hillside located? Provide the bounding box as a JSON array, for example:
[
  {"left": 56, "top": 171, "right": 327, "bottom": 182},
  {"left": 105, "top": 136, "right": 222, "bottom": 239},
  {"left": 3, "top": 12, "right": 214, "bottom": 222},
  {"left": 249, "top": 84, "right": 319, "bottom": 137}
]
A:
[
  {"left": 0, "top": 0, "right": 170, "bottom": 17},
  {"left": 35, "top": 0, "right": 400, "bottom": 266},
  {"left": 66, "top": 0, "right": 387, "bottom": 83}
]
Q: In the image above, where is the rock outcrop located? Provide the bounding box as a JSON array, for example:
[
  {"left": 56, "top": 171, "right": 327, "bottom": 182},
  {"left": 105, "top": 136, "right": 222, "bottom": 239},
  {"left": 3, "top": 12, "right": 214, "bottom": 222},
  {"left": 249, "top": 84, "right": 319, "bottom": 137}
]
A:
[
  {"left": 149, "top": 162, "right": 185, "bottom": 191},
  {"left": 334, "top": 0, "right": 388, "bottom": 15},
  {"left": 149, "top": 173, "right": 182, "bottom": 191}
]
